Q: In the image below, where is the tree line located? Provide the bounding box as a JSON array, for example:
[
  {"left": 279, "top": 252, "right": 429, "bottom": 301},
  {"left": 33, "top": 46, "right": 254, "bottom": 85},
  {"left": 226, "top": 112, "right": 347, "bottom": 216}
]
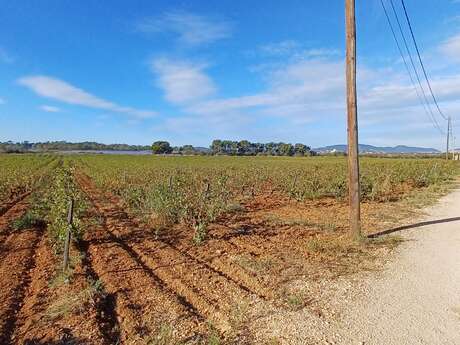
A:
[
  {"left": 151, "top": 140, "right": 314, "bottom": 156},
  {"left": 0, "top": 140, "right": 314, "bottom": 157},
  {"left": 0, "top": 141, "right": 150, "bottom": 153},
  {"left": 210, "top": 140, "right": 313, "bottom": 156}
]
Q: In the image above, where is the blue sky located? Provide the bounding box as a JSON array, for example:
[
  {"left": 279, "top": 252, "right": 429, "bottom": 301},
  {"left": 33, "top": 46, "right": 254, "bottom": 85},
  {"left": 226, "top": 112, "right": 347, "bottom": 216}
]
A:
[{"left": 0, "top": 0, "right": 459, "bottom": 149}]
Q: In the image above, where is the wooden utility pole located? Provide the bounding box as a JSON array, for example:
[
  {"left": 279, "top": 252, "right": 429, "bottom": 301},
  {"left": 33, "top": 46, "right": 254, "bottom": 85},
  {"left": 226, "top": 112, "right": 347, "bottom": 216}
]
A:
[
  {"left": 446, "top": 116, "right": 451, "bottom": 160},
  {"left": 345, "top": 0, "right": 361, "bottom": 240}
]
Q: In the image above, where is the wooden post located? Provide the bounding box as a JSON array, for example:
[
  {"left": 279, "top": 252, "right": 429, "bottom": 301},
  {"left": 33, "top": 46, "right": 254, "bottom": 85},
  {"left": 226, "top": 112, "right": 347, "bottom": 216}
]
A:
[
  {"left": 446, "top": 116, "right": 451, "bottom": 161},
  {"left": 168, "top": 175, "right": 173, "bottom": 189},
  {"left": 204, "top": 182, "right": 211, "bottom": 198},
  {"left": 292, "top": 174, "right": 298, "bottom": 190},
  {"left": 63, "top": 199, "right": 74, "bottom": 272},
  {"left": 346, "top": 0, "right": 361, "bottom": 240}
]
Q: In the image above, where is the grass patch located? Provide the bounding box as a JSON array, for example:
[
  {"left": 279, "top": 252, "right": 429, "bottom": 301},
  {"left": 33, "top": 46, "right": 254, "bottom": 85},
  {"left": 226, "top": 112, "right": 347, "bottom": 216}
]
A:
[
  {"left": 306, "top": 236, "right": 362, "bottom": 256},
  {"left": 11, "top": 210, "right": 44, "bottom": 230},
  {"left": 226, "top": 202, "right": 246, "bottom": 213},
  {"left": 264, "top": 214, "right": 338, "bottom": 233},
  {"left": 234, "top": 255, "right": 273, "bottom": 275},
  {"left": 285, "top": 294, "right": 305, "bottom": 310},
  {"left": 206, "top": 329, "right": 221, "bottom": 345},
  {"left": 45, "top": 278, "right": 104, "bottom": 320},
  {"left": 229, "top": 299, "right": 250, "bottom": 331},
  {"left": 148, "top": 323, "right": 174, "bottom": 345}
]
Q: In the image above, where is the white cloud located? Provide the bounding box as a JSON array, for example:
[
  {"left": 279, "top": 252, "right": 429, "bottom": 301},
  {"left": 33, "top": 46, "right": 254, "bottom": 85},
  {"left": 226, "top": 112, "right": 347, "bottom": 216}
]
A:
[
  {"left": 40, "top": 105, "right": 61, "bottom": 112},
  {"left": 18, "top": 75, "right": 156, "bottom": 118},
  {"left": 155, "top": 48, "right": 458, "bottom": 148},
  {"left": 259, "top": 40, "right": 301, "bottom": 56},
  {"left": 439, "top": 33, "right": 460, "bottom": 61},
  {"left": 137, "top": 11, "right": 231, "bottom": 46},
  {"left": 257, "top": 40, "right": 340, "bottom": 60},
  {"left": 151, "top": 58, "right": 216, "bottom": 104},
  {"left": 188, "top": 59, "right": 345, "bottom": 117}
]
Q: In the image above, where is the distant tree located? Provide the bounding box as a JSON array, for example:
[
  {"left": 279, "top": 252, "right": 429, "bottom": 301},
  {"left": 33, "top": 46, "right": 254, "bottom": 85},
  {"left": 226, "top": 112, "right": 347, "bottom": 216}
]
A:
[
  {"left": 294, "top": 143, "right": 308, "bottom": 156},
  {"left": 279, "top": 143, "right": 295, "bottom": 156},
  {"left": 207, "top": 139, "right": 311, "bottom": 157},
  {"left": 181, "top": 145, "right": 195, "bottom": 155},
  {"left": 211, "top": 140, "right": 223, "bottom": 154},
  {"left": 238, "top": 140, "right": 251, "bottom": 155},
  {"left": 152, "top": 141, "right": 173, "bottom": 154}
]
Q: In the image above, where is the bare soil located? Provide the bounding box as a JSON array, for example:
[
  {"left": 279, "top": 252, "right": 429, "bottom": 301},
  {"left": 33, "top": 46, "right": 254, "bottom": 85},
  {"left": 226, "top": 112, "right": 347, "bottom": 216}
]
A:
[
  {"left": 74, "top": 172, "right": 406, "bottom": 343},
  {"left": 0, "top": 172, "right": 447, "bottom": 344},
  {"left": 0, "top": 195, "right": 108, "bottom": 344}
]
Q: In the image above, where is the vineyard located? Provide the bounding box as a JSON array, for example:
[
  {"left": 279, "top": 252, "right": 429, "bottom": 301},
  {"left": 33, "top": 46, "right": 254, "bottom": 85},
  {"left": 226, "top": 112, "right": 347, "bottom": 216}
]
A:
[{"left": 0, "top": 154, "right": 458, "bottom": 344}]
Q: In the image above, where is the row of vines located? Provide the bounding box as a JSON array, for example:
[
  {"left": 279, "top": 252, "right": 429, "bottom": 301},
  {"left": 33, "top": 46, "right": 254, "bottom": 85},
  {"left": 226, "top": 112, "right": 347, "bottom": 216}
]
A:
[
  {"left": 1, "top": 155, "right": 87, "bottom": 253},
  {"left": 77, "top": 155, "right": 459, "bottom": 241},
  {"left": 0, "top": 154, "right": 56, "bottom": 205}
]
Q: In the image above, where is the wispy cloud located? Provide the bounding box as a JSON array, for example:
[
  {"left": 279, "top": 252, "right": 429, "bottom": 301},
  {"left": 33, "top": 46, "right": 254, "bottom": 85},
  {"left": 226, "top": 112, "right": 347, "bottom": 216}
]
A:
[
  {"left": 259, "top": 40, "right": 301, "bottom": 56},
  {"left": 136, "top": 11, "right": 231, "bottom": 46},
  {"left": 18, "top": 75, "right": 156, "bottom": 118},
  {"left": 188, "top": 59, "right": 345, "bottom": 117},
  {"left": 151, "top": 42, "right": 458, "bottom": 148},
  {"left": 40, "top": 105, "right": 61, "bottom": 112},
  {"left": 151, "top": 58, "right": 216, "bottom": 104},
  {"left": 256, "top": 40, "right": 340, "bottom": 59},
  {"left": 439, "top": 33, "right": 460, "bottom": 61}
]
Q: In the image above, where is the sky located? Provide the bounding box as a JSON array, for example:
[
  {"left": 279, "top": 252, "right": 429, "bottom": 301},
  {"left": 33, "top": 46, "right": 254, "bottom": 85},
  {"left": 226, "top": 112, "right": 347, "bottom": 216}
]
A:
[{"left": 0, "top": 0, "right": 459, "bottom": 149}]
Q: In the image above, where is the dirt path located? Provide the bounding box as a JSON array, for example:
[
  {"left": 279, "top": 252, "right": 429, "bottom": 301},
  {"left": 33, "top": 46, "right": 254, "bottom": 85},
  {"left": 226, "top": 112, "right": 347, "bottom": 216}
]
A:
[
  {"left": 251, "top": 187, "right": 460, "bottom": 345},
  {"left": 334, "top": 188, "right": 460, "bottom": 345}
]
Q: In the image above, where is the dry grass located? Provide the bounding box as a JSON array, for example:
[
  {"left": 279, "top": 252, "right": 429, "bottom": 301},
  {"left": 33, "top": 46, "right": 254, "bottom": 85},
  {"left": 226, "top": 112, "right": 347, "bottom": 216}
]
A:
[
  {"left": 45, "top": 279, "right": 104, "bottom": 320},
  {"left": 233, "top": 255, "right": 274, "bottom": 276}
]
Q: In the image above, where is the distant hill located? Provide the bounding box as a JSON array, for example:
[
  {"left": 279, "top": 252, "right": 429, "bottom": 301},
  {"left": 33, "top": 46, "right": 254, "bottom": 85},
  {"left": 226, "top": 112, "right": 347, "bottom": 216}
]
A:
[
  {"left": 314, "top": 144, "right": 440, "bottom": 154},
  {"left": 194, "top": 146, "right": 211, "bottom": 153}
]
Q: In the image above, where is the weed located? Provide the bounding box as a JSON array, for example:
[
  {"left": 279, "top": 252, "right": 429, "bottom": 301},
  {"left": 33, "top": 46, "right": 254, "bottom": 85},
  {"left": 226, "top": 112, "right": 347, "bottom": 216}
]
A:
[
  {"left": 285, "top": 294, "right": 304, "bottom": 310},
  {"left": 234, "top": 255, "right": 273, "bottom": 275},
  {"left": 11, "top": 210, "right": 44, "bottom": 230},
  {"left": 229, "top": 299, "right": 250, "bottom": 331},
  {"left": 193, "top": 222, "right": 208, "bottom": 245},
  {"left": 207, "top": 332, "right": 221, "bottom": 345},
  {"left": 148, "top": 323, "right": 174, "bottom": 345},
  {"left": 45, "top": 279, "right": 103, "bottom": 320},
  {"left": 226, "top": 202, "right": 246, "bottom": 213}
]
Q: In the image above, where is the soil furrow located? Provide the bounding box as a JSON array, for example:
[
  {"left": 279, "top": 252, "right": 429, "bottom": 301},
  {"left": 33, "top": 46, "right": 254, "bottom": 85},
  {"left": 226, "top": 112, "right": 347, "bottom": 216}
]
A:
[
  {"left": 76, "top": 173, "right": 264, "bottom": 333},
  {"left": 11, "top": 235, "right": 108, "bottom": 345},
  {"left": 166, "top": 239, "right": 271, "bottom": 300},
  {"left": 81, "top": 208, "right": 204, "bottom": 344},
  {"left": 182, "top": 241, "right": 274, "bottom": 300},
  {"left": 89, "top": 199, "right": 230, "bottom": 332},
  {"left": 0, "top": 197, "right": 30, "bottom": 233},
  {"left": 77, "top": 240, "right": 123, "bottom": 344},
  {"left": 0, "top": 226, "right": 43, "bottom": 344},
  {"left": 0, "top": 192, "right": 31, "bottom": 218}
]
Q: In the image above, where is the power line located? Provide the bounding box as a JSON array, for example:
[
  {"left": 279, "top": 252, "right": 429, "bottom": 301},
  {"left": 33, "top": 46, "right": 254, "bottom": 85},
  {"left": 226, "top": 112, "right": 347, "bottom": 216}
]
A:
[
  {"left": 379, "top": 0, "right": 444, "bottom": 135},
  {"left": 384, "top": 0, "right": 445, "bottom": 134},
  {"left": 388, "top": 0, "right": 443, "bottom": 132},
  {"left": 400, "top": 0, "right": 448, "bottom": 121}
]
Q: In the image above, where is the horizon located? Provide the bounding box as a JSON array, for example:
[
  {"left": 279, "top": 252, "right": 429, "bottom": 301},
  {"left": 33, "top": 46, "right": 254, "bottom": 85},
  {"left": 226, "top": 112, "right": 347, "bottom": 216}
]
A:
[
  {"left": 0, "top": 1, "right": 458, "bottom": 150},
  {"left": 0, "top": 139, "right": 445, "bottom": 151}
]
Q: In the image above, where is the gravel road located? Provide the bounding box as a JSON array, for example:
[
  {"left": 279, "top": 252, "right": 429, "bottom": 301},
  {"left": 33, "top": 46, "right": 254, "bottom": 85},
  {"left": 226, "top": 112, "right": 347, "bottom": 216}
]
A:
[{"left": 337, "top": 188, "right": 460, "bottom": 344}]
